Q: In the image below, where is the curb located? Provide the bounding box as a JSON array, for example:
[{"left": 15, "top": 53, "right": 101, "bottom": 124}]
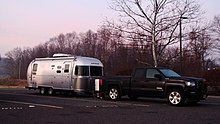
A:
[{"left": 208, "top": 96, "right": 220, "bottom": 99}]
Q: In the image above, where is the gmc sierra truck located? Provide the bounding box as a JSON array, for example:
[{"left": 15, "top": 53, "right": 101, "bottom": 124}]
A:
[{"left": 95, "top": 67, "right": 207, "bottom": 106}]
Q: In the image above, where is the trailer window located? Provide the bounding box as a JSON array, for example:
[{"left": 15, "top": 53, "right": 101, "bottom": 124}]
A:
[
  {"left": 90, "top": 66, "right": 102, "bottom": 76},
  {"left": 56, "top": 70, "right": 61, "bottom": 73},
  {"left": 57, "top": 66, "right": 62, "bottom": 69},
  {"left": 64, "top": 64, "right": 70, "bottom": 73},
  {"left": 33, "top": 64, "right": 38, "bottom": 71},
  {"left": 75, "top": 66, "right": 89, "bottom": 76}
]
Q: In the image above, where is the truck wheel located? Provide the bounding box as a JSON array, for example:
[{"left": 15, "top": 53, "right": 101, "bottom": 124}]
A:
[
  {"left": 108, "top": 86, "right": 121, "bottom": 100},
  {"left": 39, "top": 87, "right": 46, "bottom": 95},
  {"left": 167, "top": 89, "right": 185, "bottom": 106},
  {"left": 48, "top": 88, "right": 54, "bottom": 95}
]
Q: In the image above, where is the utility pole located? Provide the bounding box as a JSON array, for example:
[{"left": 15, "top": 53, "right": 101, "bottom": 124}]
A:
[
  {"left": 179, "top": 16, "right": 188, "bottom": 74},
  {"left": 18, "top": 59, "right": 21, "bottom": 80}
]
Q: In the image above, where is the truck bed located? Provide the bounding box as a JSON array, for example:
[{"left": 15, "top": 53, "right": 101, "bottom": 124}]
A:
[{"left": 102, "top": 75, "right": 131, "bottom": 96}]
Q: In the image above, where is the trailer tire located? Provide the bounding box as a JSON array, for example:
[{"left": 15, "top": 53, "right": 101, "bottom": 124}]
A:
[
  {"left": 39, "top": 87, "right": 46, "bottom": 95},
  {"left": 48, "top": 88, "right": 54, "bottom": 95},
  {"left": 108, "top": 86, "right": 121, "bottom": 100}
]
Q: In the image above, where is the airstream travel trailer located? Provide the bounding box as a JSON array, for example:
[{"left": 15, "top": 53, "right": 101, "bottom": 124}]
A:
[{"left": 26, "top": 54, "right": 103, "bottom": 95}]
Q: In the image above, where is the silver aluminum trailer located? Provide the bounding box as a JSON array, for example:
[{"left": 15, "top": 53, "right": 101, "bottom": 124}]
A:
[{"left": 26, "top": 53, "right": 103, "bottom": 95}]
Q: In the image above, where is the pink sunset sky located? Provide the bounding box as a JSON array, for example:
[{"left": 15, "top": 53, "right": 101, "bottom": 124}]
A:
[{"left": 0, "top": 0, "right": 220, "bottom": 57}]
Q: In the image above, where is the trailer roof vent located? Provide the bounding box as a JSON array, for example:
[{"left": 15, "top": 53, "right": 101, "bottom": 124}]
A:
[{"left": 53, "top": 53, "right": 72, "bottom": 58}]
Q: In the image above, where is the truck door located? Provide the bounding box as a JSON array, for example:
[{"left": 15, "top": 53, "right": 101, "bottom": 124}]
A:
[
  {"left": 131, "top": 68, "right": 164, "bottom": 97},
  {"left": 61, "top": 61, "right": 73, "bottom": 89},
  {"left": 130, "top": 68, "right": 147, "bottom": 95},
  {"left": 144, "top": 69, "right": 165, "bottom": 96}
]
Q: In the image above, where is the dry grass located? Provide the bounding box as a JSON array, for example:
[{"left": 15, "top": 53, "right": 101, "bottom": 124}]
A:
[{"left": 0, "top": 78, "right": 27, "bottom": 88}]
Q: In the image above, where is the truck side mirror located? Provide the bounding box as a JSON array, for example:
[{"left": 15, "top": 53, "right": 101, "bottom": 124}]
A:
[{"left": 154, "top": 74, "right": 163, "bottom": 81}]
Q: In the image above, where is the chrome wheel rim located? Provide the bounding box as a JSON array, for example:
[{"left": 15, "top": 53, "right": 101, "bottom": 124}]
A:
[
  {"left": 109, "top": 88, "right": 118, "bottom": 100},
  {"left": 169, "top": 91, "right": 181, "bottom": 105}
]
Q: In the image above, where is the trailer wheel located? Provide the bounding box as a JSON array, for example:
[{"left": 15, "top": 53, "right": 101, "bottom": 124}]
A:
[
  {"left": 48, "top": 88, "right": 54, "bottom": 95},
  {"left": 167, "top": 89, "right": 185, "bottom": 106},
  {"left": 39, "top": 87, "right": 46, "bottom": 95},
  {"left": 108, "top": 86, "right": 121, "bottom": 100}
]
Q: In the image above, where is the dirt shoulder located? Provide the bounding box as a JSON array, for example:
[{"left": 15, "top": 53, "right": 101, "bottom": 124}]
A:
[{"left": 0, "top": 78, "right": 27, "bottom": 88}]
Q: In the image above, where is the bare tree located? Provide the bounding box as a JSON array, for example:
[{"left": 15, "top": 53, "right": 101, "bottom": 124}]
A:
[
  {"left": 211, "top": 15, "right": 220, "bottom": 53},
  {"left": 108, "top": 0, "right": 201, "bottom": 67},
  {"left": 179, "top": 25, "right": 212, "bottom": 76},
  {"left": 80, "top": 30, "right": 98, "bottom": 57},
  {"left": 5, "top": 47, "right": 23, "bottom": 78}
]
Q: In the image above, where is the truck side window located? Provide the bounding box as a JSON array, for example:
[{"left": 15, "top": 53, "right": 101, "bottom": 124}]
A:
[
  {"left": 75, "top": 66, "right": 89, "bottom": 76},
  {"left": 134, "top": 69, "right": 146, "bottom": 78},
  {"left": 146, "top": 69, "right": 160, "bottom": 79},
  {"left": 64, "top": 64, "right": 70, "bottom": 73}
]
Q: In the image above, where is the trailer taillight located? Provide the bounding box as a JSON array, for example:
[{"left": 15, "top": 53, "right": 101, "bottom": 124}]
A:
[
  {"left": 99, "top": 79, "right": 102, "bottom": 86},
  {"left": 95, "top": 79, "right": 103, "bottom": 99},
  {"left": 95, "top": 79, "right": 102, "bottom": 91}
]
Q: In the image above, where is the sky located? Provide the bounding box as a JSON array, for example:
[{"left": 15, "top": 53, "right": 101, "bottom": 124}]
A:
[{"left": 0, "top": 0, "right": 220, "bottom": 57}]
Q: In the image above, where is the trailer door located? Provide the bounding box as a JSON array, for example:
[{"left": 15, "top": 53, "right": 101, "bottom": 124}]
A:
[
  {"left": 28, "top": 63, "right": 38, "bottom": 87},
  {"left": 61, "top": 61, "right": 73, "bottom": 89}
]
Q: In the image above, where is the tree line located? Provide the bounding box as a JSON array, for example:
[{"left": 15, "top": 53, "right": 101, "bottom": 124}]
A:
[
  {"left": 3, "top": 0, "right": 220, "bottom": 80},
  {"left": 4, "top": 21, "right": 219, "bottom": 79}
]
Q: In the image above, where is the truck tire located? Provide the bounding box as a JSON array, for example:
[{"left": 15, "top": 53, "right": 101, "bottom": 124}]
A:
[
  {"left": 108, "top": 86, "right": 121, "bottom": 100},
  {"left": 167, "top": 89, "right": 185, "bottom": 106},
  {"left": 39, "top": 87, "right": 46, "bottom": 95}
]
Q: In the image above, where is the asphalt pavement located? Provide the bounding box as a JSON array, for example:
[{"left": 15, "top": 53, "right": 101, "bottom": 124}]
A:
[{"left": 0, "top": 88, "right": 220, "bottom": 124}]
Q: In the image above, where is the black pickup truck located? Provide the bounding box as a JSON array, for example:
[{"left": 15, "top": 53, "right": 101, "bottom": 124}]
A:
[{"left": 95, "top": 67, "right": 207, "bottom": 106}]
